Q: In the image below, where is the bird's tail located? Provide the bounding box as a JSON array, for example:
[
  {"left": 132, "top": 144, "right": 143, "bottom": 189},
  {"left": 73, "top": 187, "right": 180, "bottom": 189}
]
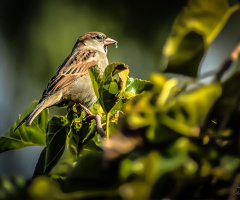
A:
[{"left": 14, "top": 99, "right": 51, "bottom": 131}]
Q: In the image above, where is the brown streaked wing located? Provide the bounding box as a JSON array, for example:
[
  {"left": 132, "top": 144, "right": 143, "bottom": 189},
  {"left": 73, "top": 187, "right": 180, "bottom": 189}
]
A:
[{"left": 41, "top": 50, "right": 97, "bottom": 97}]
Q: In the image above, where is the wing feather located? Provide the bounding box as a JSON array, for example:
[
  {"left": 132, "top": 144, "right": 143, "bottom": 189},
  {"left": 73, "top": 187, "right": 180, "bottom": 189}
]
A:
[{"left": 40, "top": 50, "right": 97, "bottom": 100}]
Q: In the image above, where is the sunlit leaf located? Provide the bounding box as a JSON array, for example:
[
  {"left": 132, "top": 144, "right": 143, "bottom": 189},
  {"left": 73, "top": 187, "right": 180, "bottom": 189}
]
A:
[
  {"left": 89, "top": 62, "right": 129, "bottom": 114},
  {"left": 164, "top": 82, "right": 222, "bottom": 127},
  {"left": 164, "top": 0, "right": 230, "bottom": 57},
  {"left": 0, "top": 101, "right": 48, "bottom": 153},
  {"left": 119, "top": 67, "right": 130, "bottom": 95},
  {"left": 163, "top": 0, "right": 239, "bottom": 76},
  {"left": 157, "top": 82, "right": 222, "bottom": 137},
  {"left": 124, "top": 77, "right": 152, "bottom": 99},
  {"left": 102, "top": 62, "right": 128, "bottom": 83}
]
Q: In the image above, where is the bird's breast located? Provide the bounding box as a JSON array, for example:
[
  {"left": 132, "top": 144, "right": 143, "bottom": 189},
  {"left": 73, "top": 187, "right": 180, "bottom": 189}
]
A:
[{"left": 61, "top": 74, "right": 97, "bottom": 108}]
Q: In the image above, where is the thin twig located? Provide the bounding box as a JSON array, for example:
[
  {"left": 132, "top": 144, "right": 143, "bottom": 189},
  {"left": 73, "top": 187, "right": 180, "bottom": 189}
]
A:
[{"left": 215, "top": 42, "right": 240, "bottom": 81}]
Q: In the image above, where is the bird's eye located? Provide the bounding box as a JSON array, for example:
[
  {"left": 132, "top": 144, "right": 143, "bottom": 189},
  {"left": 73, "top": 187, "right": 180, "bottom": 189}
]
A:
[
  {"left": 97, "top": 35, "right": 103, "bottom": 39},
  {"left": 94, "top": 35, "right": 103, "bottom": 40}
]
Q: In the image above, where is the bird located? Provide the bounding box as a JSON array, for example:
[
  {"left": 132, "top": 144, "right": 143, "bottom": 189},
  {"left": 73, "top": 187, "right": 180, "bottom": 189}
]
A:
[{"left": 15, "top": 32, "right": 117, "bottom": 131}]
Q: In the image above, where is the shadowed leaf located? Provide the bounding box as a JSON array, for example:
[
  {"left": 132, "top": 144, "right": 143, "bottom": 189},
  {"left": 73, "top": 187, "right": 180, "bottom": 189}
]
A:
[{"left": 44, "top": 115, "right": 69, "bottom": 174}]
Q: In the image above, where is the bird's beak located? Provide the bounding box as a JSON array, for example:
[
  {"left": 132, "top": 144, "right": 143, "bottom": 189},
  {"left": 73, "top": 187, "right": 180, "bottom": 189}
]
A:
[{"left": 104, "top": 37, "right": 117, "bottom": 46}]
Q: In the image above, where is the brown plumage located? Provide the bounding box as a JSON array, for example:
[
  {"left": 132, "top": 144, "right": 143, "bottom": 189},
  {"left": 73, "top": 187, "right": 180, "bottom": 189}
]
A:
[{"left": 15, "top": 32, "right": 117, "bottom": 130}]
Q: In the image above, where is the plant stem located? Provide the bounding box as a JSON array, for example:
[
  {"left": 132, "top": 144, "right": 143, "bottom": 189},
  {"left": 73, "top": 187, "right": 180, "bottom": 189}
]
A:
[{"left": 106, "top": 112, "right": 110, "bottom": 140}]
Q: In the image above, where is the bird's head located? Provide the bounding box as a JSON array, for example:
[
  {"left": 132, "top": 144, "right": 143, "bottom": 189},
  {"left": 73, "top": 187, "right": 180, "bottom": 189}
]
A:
[{"left": 74, "top": 32, "right": 117, "bottom": 54}]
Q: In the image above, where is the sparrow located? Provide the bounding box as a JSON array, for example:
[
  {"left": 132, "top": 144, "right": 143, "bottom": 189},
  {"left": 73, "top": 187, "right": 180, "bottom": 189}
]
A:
[{"left": 15, "top": 32, "right": 117, "bottom": 131}]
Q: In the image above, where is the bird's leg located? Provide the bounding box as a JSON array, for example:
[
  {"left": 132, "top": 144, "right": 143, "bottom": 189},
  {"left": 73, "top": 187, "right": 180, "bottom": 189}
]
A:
[
  {"left": 79, "top": 103, "right": 106, "bottom": 140},
  {"left": 79, "top": 104, "right": 93, "bottom": 118}
]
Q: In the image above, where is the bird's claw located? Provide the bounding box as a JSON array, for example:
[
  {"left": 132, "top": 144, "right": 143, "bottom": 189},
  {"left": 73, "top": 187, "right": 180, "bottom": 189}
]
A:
[{"left": 80, "top": 104, "right": 106, "bottom": 140}]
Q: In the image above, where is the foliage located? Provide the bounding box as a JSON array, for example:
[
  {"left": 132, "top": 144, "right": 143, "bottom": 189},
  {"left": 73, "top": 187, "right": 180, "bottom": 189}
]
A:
[
  {"left": 0, "top": 62, "right": 149, "bottom": 178},
  {"left": 89, "top": 62, "right": 129, "bottom": 140},
  {"left": 0, "top": 101, "right": 48, "bottom": 152},
  {"left": 164, "top": 0, "right": 239, "bottom": 76},
  {"left": 1, "top": 0, "right": 240, "bottom": 199}
]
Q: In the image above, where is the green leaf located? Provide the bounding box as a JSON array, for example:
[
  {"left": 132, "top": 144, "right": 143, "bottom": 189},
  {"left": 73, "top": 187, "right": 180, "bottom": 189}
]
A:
[
  {"left": 0, "top": 176, "right": 28, "bottom": 199},
  {"left": 108, "top": 81, "right": 119, "bottom": 94},
  {"left": 81, "top": 140, "right": 103, "bottom": 156},
  {"left": 198, "top": 8, "right": 240, "bottom": 81},
  {"left": 29, "top": 176, "right": 62, "bottom": 199},
  {"left": 64, "top": 152, "right": 118, "bottom": 192},
  {"left": 44, "top": 115, "right": 69, "bottom": 174},
  {"left": 32, "top": 147, "right": 47, "bottom": 178},
  {"left": 164, "top": 0, "right": 230, "bottom": 55},
  {"left": 163, "top": 0, "right": 238, "bottom": 76},
  {"left": 165, "top": 32, "right": 205, "bottom": 76},
  {"left": 88, "top": 65, "right": 102, "bottom": 100},
  {"left": 102, "top": 63, "right": 128, "bottom": 113},
  {"left": 49, "top": 148, "right": 75, "bottom": 179},
  {"left": 0, "top": 100, "right": 48, "bottom": 153},
  {"left": 165, "top": 82, "right": 222, "bottom": 126},
  {"left": 66, "top": 120, "right": 81, "bottom": 157},
  {"left": 124, "top": 77, "right": 152, "bottom": 99},
  {"left": 89, "top": 62, "right": 129, "bottom": 114},
  {"left": 102, "top": 62, "right": 128, "bottom": 82},
  {"left": 160, "top": 82, "right": 222, "bottom": 137}
]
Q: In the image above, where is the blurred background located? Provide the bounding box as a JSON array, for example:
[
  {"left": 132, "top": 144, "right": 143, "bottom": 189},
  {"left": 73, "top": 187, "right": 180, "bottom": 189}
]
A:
[{"left": 0, "top": 0, "right": 187, "bottom": 178}]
